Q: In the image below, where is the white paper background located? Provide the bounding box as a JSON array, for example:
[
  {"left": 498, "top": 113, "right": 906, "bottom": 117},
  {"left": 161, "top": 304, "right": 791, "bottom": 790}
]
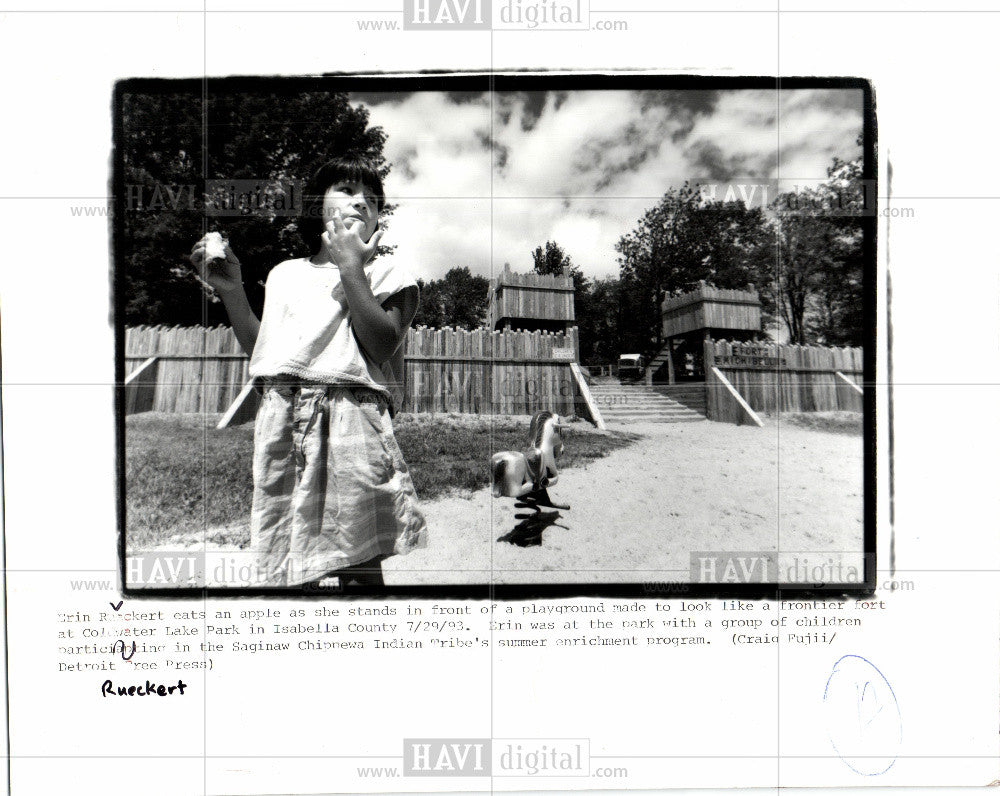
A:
[{"left": 1, "top": 1, "right": 999, "bottom": 794}]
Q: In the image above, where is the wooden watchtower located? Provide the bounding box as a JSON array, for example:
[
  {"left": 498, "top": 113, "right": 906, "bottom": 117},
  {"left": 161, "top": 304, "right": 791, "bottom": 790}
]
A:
[
  {"left": 486, "top": 262, "right": 576, "bottom": 337},
  {"left": 649, "top": 281, "right": 762, "bottom": 383}
]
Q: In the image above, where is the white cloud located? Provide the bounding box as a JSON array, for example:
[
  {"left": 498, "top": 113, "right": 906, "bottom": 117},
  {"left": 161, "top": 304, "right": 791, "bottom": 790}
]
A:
[
  {"left": 354, "top": 87, "right": 863, "bottom": 285},
  {"left": 356, "top": 92, "right": 492, "bottom": 281}
]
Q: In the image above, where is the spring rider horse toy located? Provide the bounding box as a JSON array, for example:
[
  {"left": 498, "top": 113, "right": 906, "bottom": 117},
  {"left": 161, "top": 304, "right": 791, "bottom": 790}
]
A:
[{"left": 491, "top": 411, "right": 570, "bottom": 546}]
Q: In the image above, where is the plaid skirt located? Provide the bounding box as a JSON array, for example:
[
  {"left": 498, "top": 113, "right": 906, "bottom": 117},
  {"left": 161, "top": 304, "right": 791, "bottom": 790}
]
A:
[{"left": 250, "top": 377, "right": 427, "bottom": 587}]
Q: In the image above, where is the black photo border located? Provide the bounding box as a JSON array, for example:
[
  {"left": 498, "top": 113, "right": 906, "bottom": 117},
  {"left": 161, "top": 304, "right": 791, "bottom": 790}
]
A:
[{"left": 114, "top": 71, "right": 877, "bottom": 601}]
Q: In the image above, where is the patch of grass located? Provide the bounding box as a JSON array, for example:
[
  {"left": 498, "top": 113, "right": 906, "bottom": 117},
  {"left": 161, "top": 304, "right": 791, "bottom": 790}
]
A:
[
  {"left": 126, "top": 413, "right": 254, "bottom": 550},
  {"left": 779, "top": 411, "right": 863, "bottom": 436},
  {"left": 392, "top": 413, "right": 638, "bottom": 498},
  {"left": 126, "top": 412, "right": 637, "bottom": 549}
]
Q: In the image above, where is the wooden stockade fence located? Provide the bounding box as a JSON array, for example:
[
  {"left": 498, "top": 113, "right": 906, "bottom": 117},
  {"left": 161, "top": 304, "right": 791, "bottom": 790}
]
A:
[
  {"left": 125, "top": 325, "right": 586, "bottom": 420},
  {"left": 125, "top": 325, "right": 250, "bottom": 414},
  {"left": 704, "top": 339, "right": 863, "bottom": 423},
  {"left": 405, "top": 325, "right": 580, "bottom": 415},
  {"left": 486, "top": 264, "right": 575, "bottom": 329},
  {"left": 661, "top": 283, "right": 762, "bottom": 339}
]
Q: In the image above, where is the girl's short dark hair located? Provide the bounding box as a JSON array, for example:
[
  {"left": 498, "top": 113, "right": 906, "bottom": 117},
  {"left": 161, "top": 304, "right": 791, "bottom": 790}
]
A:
[{"left": 299, "top": 154, "right": 386, "bottom": 250}]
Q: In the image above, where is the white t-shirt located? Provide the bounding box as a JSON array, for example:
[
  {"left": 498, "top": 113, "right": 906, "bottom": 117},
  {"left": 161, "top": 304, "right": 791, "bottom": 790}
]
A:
[{"left": 248, "top": 257, "right": 417, "bottom": 412}]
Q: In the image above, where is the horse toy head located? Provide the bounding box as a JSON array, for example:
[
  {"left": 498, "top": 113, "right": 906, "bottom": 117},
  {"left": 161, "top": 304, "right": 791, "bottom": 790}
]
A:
[
  {"left": 527, "top": 410, "right": 567, "bottom": 475},
  {"left": 491, "top": 411, "right": 568, "bottom": 499}
]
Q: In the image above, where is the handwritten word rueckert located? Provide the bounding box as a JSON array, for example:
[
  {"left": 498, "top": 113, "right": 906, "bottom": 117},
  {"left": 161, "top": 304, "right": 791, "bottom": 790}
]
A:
[{"left": 101, "top": 679, "right": 188, "bottom": 697}]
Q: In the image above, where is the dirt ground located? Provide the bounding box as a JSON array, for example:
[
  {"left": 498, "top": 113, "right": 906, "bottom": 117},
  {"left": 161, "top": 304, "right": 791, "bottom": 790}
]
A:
[
  {"left": 135, "top": 415, "right": 864, "bottom": 587},
  {"left": 382, "top": 415, "right": 864, "bottom": 585}
]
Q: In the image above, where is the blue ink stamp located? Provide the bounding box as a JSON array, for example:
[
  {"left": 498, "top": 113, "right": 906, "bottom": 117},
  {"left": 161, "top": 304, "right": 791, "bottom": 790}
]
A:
[{"left": 823, "top": 654, "right": 902, "bottom": 775}]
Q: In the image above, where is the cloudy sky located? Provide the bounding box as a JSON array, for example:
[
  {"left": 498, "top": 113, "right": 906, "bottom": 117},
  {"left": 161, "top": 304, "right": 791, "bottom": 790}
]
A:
[{"left": 349, "top": 88, "right": 864, "bottom": 282}]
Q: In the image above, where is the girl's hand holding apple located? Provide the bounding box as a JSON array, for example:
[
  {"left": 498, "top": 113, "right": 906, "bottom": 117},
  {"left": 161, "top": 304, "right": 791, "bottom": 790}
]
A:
[{"left": 189, "top": 232, "right": 244, "bottom": 296}]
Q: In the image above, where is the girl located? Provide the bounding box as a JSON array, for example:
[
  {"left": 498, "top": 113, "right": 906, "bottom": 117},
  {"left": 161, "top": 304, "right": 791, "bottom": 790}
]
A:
[{"left": 191, "top": 155, "right": 427, "bottom": 589}]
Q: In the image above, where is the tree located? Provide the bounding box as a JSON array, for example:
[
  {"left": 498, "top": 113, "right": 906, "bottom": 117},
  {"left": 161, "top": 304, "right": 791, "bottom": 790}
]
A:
[
  {"left": 614, "top": 184, "right": 773, "bottom": 357},
  {"left": 531, "top": 240, "right": 574, "bottom": 276},
  {"left": 120, "top": 88, "right": 393, "bottom": 326},
  {"left": 584, "top": 276, "right": 624, "bottom": 364},
  {"left": 766, "top": 140, "right": 865, "bottom": 345},
  {"left": 531, "top": 241, "right": 606, "bottom": 362},
  {"left": 811, "top": 142, "right": 866, "bottom": 345},
  {"left": 411, "top": 266, "right": 490, "bottom": 329},
  {"left": 412, "top": 278, "right": 441, "bottom": 328}
]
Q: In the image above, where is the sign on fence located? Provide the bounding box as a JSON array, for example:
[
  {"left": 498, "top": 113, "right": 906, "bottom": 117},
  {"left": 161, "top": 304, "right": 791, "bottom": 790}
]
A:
[
  {"left": 704, "top": 338, "right": 863, "bottom": 421},
  {"left": 714, "top": 354, "right": 785, "bottom": 369}
]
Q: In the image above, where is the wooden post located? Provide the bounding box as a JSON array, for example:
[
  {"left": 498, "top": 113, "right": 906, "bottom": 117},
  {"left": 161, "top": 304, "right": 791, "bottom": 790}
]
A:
[
  {"left": 124, "top": 356, "right": 159, "bottom": 415},
  {"left": 711, "top": 366, "right": 764, "bottom": 427},
  {"left": 703, "top": 338, "right": 716, "bottom": 420},
  {"left": 570, "top": 362, "right": 605, "bottom": 430},
  {"left": 217, "top": 381, "right": 259, "bottom": 429},
  {"left": 702, "top": 337, "right": 715, "bottom": 374},
  {"left": 835, "top": 370, "right": 864, "bottom": 396}
]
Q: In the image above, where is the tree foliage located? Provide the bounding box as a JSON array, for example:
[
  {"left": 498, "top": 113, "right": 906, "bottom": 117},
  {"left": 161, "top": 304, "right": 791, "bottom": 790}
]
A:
[
  {"left": 120, "top": 89, "right": 391, "bottom": 326},
  {"left": 584, "top": 276, "right": 625, "bottom": 363},
  {"left": 531, "top": 241, "right": 607, "bottom": 363},
  {"left": 531, "top": 240, "right": 574, "bottom": 277},
  {"left": 768, "top": 139, "right": 865, "bottom": 345},
  {"left": 614, "top": 183, "right": 774, "bottom": 356},
  {"left": 411, "top": 266, "right": 490, "bottom": 329},
  {"left": 612, "top": 146, "right": 866, "bottom": 353}
]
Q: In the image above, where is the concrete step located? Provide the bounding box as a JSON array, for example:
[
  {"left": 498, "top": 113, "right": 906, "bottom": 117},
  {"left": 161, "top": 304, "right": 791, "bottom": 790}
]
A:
[
  {"left": 586, "top": 381, "right": 708, "bottom": 423},
  {"left": 651, "top": 394, "right": 707, "bottom": 404},
  {"left": 593, "top": 399, "right": 702, "bottom": 408},
  {"left": 590, "top": 392, "right": 695, "bottom": 399},
  {"left": 601, "top": 415, "right": 706, "bottom": 424},
  {"left": 599, "top": 407, "right": 703, "bottom": 414},
  {"left": 590, "top": 388, "right": 668, "bottom": 394},
  {"left": 590, "top": 392, "right": 703, "bottom": 400},
  {"left": 596, "top": 405, "right": 703, "bottom": 410},
  {"left": 591, "top": 397, "right": 686, "bottom": 404},
  {"left": 599, "top": 407, "right": 705, "bottom": 416},
  {"left": 593, "top": 388, "right": 705, "bottom": 393},
  {"left": 595, "top": 405, "right": 705, "bottom": 410},
  {"left": 599, "top": 404, "right": 703, "bottom": 414},
  {"left": 591, "top": 394, "right": 704, "bottom": 405},
  {"left": 600, "top": 414, "right": 704, "bottom": 421},
  {"left": 649, "top": 384, "right": 708, "bottom": 414}
]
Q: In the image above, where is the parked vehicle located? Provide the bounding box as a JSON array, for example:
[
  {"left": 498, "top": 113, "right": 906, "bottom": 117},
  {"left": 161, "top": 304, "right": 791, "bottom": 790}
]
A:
[{"left": 617, "top": 353, "right": 645, "bottom": 382}]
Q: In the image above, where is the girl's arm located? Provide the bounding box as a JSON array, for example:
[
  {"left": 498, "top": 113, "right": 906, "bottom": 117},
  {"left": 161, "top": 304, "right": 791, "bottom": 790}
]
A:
[
  {"left": 218, "top": 286, "right": 261, "bottom": 358},
  {"left": 322, "top": 210, "right": 417, "bottom": 364},
  {"left": 190, "top": 238, "right": 260, "bottom": 357},
  {"left": 340, "top": 270, "right": 418, "bottom": 364}
]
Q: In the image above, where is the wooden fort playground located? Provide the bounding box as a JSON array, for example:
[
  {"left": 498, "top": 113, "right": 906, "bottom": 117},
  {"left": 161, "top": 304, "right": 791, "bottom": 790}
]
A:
[{"left": 125, "top": 266, "right": 863, "bottom": 430}]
